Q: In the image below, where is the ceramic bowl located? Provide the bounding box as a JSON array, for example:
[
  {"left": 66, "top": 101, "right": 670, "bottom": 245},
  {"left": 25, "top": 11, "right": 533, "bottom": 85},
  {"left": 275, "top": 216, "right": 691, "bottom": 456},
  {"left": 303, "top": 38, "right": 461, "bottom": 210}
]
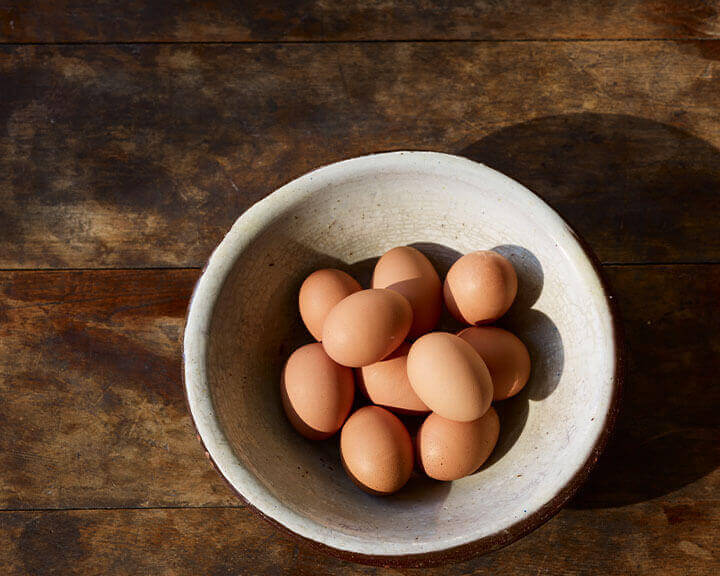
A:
[{"left": 183, "top": 151, "right": 621, "bottom": 566}]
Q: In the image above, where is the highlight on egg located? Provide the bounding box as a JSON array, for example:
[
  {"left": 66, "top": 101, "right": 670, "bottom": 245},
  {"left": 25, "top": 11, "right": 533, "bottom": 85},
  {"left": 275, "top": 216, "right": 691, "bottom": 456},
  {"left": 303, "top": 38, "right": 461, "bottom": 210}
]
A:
[
  {"left": 281, "top": 343, "right": 355, "bottom": 440},
  {"left": 458, "top": 326, "right": 531, "bottom": 401},
  {"left": 444, "top": 250, "right": 518, "bottom": 324},
  {"left": 372, "top": 246, "right": 442, "bottom": 339},
  {"left": 356, "top": 342, "right": 430, "bottom": 415},
  {"left": 322, "top": 288, "right": 413, "bottom": 368},
  {"left": 417, "top": 407, "right": 500, "bottom": 481},
  {"left": 406, "top": 332, "right": 494, "bottom": 422},
  {"left": 299, "top": 268, "right": 361, "bottom": 341},
  {"left": 340, "top": 406, "right": 414, "bottom": 495}
]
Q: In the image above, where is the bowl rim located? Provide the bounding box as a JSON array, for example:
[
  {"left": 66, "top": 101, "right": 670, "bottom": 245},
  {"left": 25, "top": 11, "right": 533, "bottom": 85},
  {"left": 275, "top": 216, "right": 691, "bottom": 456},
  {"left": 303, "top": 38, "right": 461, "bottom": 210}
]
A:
[{"left": 182, "top": 150, "right": 624, "bottom": 567}]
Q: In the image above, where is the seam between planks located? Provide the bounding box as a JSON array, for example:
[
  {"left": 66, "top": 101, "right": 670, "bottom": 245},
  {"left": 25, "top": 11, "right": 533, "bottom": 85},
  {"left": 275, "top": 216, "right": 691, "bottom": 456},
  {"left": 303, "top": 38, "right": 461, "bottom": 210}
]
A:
[
  {"left": 0, "top": 38, "right": 718, "bottom": 47},
  {"left": 0, "top": 267, "right": 203, "bottom": 272},
  {"left": 0, "top": 262, "right": 717, "bottom": 273},
  {"left": 0, "top": 506, "right": 246, "bottom": 513}
]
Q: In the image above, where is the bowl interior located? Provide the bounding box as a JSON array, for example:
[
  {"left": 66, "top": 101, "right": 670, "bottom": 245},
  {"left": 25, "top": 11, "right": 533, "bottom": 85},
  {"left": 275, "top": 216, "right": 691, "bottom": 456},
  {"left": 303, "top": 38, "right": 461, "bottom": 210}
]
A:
[{"left": 189, "top": 152, "right": 616, "bottom": 558}]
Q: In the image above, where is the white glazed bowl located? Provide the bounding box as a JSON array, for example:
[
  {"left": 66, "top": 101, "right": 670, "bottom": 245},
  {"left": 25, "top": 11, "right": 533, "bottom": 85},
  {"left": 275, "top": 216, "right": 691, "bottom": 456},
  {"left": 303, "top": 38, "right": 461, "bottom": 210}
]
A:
[{"left": 183, "top": 152, "right": 621, "bottom": 566}]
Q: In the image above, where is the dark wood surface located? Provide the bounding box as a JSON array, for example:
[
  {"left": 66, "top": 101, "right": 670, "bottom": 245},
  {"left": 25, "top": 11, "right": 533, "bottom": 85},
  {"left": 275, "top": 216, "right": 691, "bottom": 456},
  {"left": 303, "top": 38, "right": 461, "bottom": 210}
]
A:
[
  {"left": 0, "top": 266, "right": 717, "bottom": 576},
  {"left": 1, "top": 3, "right": 718, "bottom": 574},
  {"left": 2, "top": 1, "right": 719, "bottom": 42},
  {"left": 2, "top": 42, "right": 720, "bottom": 268}
]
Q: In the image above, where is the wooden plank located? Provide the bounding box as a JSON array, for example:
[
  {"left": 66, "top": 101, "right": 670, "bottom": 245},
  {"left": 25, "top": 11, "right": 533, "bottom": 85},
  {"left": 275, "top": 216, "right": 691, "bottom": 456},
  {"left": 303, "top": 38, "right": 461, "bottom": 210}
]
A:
[
  {"left": 2, "top": 1, "right": 720, "bottom": 42},
  {"left": 1, "top": 42, "right": 719, "bottom": 268},
  {"left": 0, "top": 502, "right": 717, "bottom": 575},
  {"left": 0, "top": 508, "right": 296, "bottom": 576},
  {"left": 0, "top": 265, "right": 717, "bottom": 511},
  {"left": 298, "top": 501, "right": 720, "bottom": 574},
  {"left": 0, "top": 268, "right": 237, "bottom": 509}
]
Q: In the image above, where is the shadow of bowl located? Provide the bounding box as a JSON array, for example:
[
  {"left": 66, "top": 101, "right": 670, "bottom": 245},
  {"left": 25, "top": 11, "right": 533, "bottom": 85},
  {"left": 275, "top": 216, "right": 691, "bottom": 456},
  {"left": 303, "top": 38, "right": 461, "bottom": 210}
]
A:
[{"left": 462, "top": 113, "right": 719, "bottom": 508}]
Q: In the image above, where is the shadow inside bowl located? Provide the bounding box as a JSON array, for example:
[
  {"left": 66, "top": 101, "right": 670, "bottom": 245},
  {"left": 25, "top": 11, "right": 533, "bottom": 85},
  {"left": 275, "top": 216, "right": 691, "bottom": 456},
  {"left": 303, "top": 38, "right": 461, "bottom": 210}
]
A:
[
  {"left": 352, "top": 242, "right": 564, "bottom": 482},
  {"left": 471, "top": 245, "right": 564, "bottom": 470},
  {"left": 291, "top": 241, "right": 564, "bottom": 490}
]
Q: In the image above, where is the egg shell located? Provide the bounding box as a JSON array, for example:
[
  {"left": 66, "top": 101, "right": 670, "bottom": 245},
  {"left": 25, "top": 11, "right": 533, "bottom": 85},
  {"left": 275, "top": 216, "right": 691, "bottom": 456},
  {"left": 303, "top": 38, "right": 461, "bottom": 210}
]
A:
[
  {"left": 322, "top": 289, "right": 413, "bottom": 367},
  {"left": 417, "top": 408, "right": 500, "bottom": 481},
  {"left": 372, "top": 246, "right": 442, "bottom": 339},
  {"left": 281, "top": 343, "right": 355, "bottom": 440},
  {"left": 340, "top": 406, "right": 414, "bottom": 495},
  {"left": 299, "top": 268, "right": 362, "bottom": 341},
  {"left": 458, "top": 326, "right": 531, "bottom": 401},
  {"left": 406, "top": 332, "right": 493, "bottom": 422},
  {"left": 444, "top": 251, "right": 518, "bottom": 325},
  {"left": 356, "top": 342, "right": 430, "bottom": 415}
]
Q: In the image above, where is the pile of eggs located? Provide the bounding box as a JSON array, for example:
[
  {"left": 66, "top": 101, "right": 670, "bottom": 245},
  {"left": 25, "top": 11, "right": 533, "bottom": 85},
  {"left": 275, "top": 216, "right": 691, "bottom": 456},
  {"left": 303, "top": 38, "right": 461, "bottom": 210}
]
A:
[{"left": 281, "top": 246, "right": 531, "bottom": 495}]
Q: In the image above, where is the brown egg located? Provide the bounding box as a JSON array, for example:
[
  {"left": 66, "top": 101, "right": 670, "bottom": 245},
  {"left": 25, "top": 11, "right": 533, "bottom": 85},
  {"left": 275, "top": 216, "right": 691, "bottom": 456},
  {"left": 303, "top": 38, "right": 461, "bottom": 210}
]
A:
[
  {"left": 458, "top": 326, "right": 531, "bottom": 401},
  {"left": 444, "top": 251, "right": 518, "bottom": 324},
  {"left": 356, "top": 342, "right": 430, "bottom": 415},
  {"left": 340, "top": 406, "right": 414, "bottom": 494},
  {"left": 372, "top": 246, "right": 442, "bottom": 339},
  {"left": 417, "top": 408, "right": 500, "bottom": 481},
  {"left": 299, "top": 268, "right": 361, "bottom": 341},
  {"left": 322, "top": 289, "right": 413, "bottom": 367},
  {"left": 406, "top": 332, "right": 493, "bottom": 422},
  {"left": 281, "top": 343, "right": 355, "bottom": 440}
]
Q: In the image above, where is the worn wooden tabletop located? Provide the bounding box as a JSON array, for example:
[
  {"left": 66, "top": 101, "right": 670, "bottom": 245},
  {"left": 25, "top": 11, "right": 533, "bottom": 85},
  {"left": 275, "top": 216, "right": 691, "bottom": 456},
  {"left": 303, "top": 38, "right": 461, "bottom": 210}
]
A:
[{"left": 1, "top": 2, "right": 719, "bottom": 574}]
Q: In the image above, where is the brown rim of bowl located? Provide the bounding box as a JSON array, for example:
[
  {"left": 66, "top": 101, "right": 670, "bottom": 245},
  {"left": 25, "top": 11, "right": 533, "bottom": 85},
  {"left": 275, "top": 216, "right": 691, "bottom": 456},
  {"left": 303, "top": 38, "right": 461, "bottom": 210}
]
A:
[{"left": 181, "top": 154, "right": 625, "bottom": 568}]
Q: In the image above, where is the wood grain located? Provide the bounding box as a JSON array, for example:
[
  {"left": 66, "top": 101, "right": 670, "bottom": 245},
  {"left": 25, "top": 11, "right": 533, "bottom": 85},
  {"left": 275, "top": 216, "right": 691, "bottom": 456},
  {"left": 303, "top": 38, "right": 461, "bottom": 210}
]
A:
[
  {"left": 1, "top": 8, "right": 719, "bottom": 571},
  {"left": 1, "top": 1, "right": 719, "bottom": 42},
  {"left": 0, "top": 508, "right": 293, "bottom": 576},
  {"left": 0, "top": 268, "right": 237, "bottom": 509},
  {"left": 1, "top": 265, "right": 717, "bottom": 518},
  {"left": 1, "top": 42, "right": 719, "bottom": 269},
  {"left": 0, "top": 501, "right": 717, "bottom": 575}
]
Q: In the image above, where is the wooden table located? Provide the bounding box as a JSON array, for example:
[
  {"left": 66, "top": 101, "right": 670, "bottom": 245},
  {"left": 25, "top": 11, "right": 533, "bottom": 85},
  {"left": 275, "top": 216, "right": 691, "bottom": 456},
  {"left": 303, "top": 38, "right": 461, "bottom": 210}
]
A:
[{"left": 1, "top": 2, "right": 718, "bottom": 574}]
